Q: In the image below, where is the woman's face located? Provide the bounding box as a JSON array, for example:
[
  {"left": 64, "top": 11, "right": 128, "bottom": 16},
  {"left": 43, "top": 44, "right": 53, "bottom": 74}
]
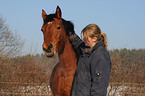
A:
[{"left": 84, "top": 37, "right": 97, "bottom": 48}]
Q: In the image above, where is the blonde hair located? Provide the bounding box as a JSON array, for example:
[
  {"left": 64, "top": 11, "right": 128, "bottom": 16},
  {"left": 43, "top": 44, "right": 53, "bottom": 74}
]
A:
[{"left": 81, "top": 24, "right": 108, "bottom": 49}]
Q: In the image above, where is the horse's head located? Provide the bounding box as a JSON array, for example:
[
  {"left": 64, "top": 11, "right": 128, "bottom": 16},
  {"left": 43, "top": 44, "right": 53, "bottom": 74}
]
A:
[{"left": 41, "top": 6, "right": 69, "bottom": 57}]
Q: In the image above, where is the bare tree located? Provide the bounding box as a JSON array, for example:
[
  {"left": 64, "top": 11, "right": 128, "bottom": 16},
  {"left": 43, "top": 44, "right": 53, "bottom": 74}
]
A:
[{"left": 0, "top": 16, "right": 24, "bottom": 58}]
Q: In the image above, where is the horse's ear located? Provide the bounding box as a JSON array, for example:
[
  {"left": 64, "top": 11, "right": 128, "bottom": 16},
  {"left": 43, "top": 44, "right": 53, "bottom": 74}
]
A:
[
  {"left": 42, "top": 9, "right": 47, "bottom": 20},
  {"left": 55, "top": 6, "right": 62, "bottom": 19}
]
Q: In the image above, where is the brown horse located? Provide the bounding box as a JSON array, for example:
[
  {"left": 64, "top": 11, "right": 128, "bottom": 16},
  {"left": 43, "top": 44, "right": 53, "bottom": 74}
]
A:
[{"left": 41, "top": 6, "right": 77, "bottom": 96}]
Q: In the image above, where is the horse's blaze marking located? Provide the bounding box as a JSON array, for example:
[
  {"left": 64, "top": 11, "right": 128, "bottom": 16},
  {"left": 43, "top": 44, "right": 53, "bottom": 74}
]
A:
[{"left": 48, "top": 22, "right": 52, "bottom": 25}]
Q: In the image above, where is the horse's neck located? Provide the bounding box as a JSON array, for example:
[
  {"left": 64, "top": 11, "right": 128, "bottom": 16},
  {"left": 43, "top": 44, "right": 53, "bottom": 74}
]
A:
[{"left": 58, "top": 38, "right": 77, "bottom": 68}]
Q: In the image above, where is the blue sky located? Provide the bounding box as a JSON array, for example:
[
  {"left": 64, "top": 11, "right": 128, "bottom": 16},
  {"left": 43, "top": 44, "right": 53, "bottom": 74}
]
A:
[{"left": 0, "top": 0, "right": 145, "bottom": 55}]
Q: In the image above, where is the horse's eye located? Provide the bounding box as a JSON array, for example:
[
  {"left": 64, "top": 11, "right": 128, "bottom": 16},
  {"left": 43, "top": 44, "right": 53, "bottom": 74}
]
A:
[{"left": 57, "top": 26, "right": 61, "bottom": 30}]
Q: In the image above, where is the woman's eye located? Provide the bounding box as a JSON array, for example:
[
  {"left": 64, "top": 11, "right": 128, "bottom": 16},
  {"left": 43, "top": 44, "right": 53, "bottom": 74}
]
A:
[{"left": 57, "top": 26, "right": 61, "bottom": 30}]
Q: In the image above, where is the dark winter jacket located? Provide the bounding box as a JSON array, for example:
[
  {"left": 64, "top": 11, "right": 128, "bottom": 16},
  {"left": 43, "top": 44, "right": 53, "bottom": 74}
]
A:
[{"left": 69, "top": 34, "right": 111, "bottom": 96}]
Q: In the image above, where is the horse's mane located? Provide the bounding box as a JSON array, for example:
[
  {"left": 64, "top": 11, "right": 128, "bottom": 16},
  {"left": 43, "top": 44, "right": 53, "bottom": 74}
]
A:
[
  {"left": 62, "top": 19, "right": 75, "bottom": 35},
  {"left": 44, "top": 14, "right": 75, "bottom": 35}
]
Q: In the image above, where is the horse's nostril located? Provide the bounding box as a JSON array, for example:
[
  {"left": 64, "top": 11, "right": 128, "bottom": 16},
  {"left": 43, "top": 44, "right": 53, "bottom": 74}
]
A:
[
  {"left": 48, "top": 43, "right": 53, "bottom": 49},
  {"left": 43, "top": 43, "right": 53, "bottom": 53},
  {"left": 43, "top": 46, "right": 47, "bottom": 51}
]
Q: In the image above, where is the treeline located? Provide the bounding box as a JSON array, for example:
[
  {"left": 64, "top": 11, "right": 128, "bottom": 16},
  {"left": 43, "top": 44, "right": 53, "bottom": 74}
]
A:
[
  {"left": 0, "top": 54, "right": 58, "bottom": 84},
  {"left": 0, "top": 48, "right": 145, "bottom": 84},
  {"left": 109, "top": 48, "right": 145, "bottom": 83}
]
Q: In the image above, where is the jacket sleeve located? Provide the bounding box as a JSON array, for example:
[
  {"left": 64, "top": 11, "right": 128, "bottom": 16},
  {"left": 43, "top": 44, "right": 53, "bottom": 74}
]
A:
[
  {"left": 90, "top": 50, "right": 111, "bottom": 96},
  {"left": 69, "top": 33, "right": 85, "bottom": 55}
]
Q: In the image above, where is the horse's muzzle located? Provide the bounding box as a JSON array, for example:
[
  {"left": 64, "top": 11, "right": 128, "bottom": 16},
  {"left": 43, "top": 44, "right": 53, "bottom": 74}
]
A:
[{"left": 42, "top": 43, "right": 54, "bottom": 57}]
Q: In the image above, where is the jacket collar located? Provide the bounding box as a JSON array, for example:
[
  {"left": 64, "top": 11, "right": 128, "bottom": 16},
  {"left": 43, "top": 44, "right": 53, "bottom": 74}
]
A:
[
  {"left": 91, "top": 40, "right": 104, "bottom": 53},
  {"left": 80, "top": 40, "right": 104, "bottom": 56}
]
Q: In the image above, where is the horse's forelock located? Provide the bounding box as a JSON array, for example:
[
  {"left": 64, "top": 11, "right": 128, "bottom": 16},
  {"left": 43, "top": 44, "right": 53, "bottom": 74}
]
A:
[{"left": 44, "top": 14, "right": 55, "bottom": 24}]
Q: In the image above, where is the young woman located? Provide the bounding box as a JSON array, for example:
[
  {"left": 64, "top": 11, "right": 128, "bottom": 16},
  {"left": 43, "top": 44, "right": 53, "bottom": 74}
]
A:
[{"left": 69, "top": 24, "right": 111, "bottom": 96}]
